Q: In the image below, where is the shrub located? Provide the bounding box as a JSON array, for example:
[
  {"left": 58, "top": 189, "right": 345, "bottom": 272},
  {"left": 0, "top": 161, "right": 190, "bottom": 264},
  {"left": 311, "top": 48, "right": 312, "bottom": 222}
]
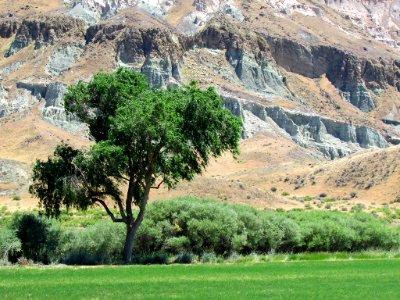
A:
[
  {"left": 275, "top": 218, "right": 302, "bottom": 253},
  {"left": 133, "top": 220, "right": 165, "bottom": 254},
  {"left": 6, "top": 197, "right": 400, "bottom": 265},
  {"left": 322, "top": 198, "right": 336, "bottom": 203},
  {"left": 0, "top": 227, "right": 21, "bottom": 263},
  {"left": 61, "top": 221, "right": 125, "bottom": 265},
  {"left": 140, "top": 198, "right": 238, "bottom": 255},
  {"left": 200, "top": 252, "right": 218, "bottom": 263},
  {"left": 281, "top": 192, "right": 290, "bottom": 196},
  {"left": 11, "top": 213, "right": 60, "bottom": 264},
  {"left": 174, "top": 252, "right": 193, "bottom": 264},
  {"left": 12, "top": 195, "right": 21, "bottom": 201},
  {"left": 132, "top": 252, "right": 169, "bottom": 265},
  {"left": 164, "top": 236, "right": 190, "bottom": 254},
  {"left": 304, "top": 204, "right": 312, "bottom": 210},
  {"left": 319, "top": 193, "right": 327, "bottom": 198},
  {"left": 271, "top": 187, "right": 277, "bottom": 192}
]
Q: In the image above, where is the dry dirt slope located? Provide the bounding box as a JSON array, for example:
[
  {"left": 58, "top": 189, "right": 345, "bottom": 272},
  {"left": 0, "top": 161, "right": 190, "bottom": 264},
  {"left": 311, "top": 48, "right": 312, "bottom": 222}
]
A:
[
  {"left": 154, "top": 133, "right": 400, "bottom": 211},
  {"left": 1, "top": 115, "right": 400, "bottom": 212}
]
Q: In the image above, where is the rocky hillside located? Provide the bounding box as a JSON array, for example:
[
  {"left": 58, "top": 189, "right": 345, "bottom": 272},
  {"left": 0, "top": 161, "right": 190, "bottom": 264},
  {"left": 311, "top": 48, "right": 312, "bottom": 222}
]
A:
[{"left": 1, "top": 0, "right": 400, "bottom": 208}]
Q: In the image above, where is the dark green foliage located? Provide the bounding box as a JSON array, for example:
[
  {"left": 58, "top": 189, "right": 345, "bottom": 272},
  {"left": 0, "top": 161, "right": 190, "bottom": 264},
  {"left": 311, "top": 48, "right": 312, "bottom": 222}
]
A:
[
  {"left": 132, "top": 197, "right": 400, "bottom": 256},
  {"left": 64, "top": 70, "right": 149, "bottom": 142},
  {"left": 11, "top": 213, "right": 60, "bottom": 263},
  {"left": 29, "top": 68, "right": 242, "bottom": 263},
  {"left": 29, "top": 145, "right": 82, "bottom": 218},
  {"left": 134, "top": 198, "right": 238, "bottom": 256},
  {"left": 0, "top": 227, "right": 20, "bottom": 262},
  {"left": 60, "top": 222, "right": 125, "bottom": 265},
  {"left": 2, "top": 198, "right": 400, "bottom": 265},
  {"left": 174, "top": 252, "right": 193, "bottom": 264}
]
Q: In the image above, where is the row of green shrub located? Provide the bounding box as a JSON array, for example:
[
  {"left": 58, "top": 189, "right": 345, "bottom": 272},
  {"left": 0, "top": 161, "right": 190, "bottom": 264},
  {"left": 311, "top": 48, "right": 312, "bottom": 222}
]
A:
[{"left": 1, "top": 197, "right": 400, "bottom": 265}]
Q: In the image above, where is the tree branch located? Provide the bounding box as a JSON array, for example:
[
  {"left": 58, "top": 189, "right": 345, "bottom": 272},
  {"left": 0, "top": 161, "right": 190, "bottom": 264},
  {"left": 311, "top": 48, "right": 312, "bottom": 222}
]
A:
[
  {"left": 93, "top": 198, "right": 125, "bottom": 223},
  {"left": 125, "top": 179, "right": 134, "bottom": 221},
  {"left": 117, "top": 174, "right": 130, "bottom": 181},
  {"left": 151, "top": 179, "right": 164, "bottom": 189},
  {"left": 116, "top": 198, "right": 126, "bottom": 219}
]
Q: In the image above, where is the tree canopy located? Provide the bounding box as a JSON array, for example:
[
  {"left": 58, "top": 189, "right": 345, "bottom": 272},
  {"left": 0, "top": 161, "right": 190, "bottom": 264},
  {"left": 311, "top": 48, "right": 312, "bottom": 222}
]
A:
[{"left": 29, "top": 68, "right": 242, "bottom": 263}]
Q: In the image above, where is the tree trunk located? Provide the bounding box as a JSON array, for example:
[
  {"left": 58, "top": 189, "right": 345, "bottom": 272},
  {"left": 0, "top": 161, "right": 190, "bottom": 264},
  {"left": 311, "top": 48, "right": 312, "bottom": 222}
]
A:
[
  {"left": 122, "top": 216, "right": 147, "bottom": 264},
  {"left": 123, "top": 224, "right": 135, "bottom": 264},
  {"left": 122, "top": 176, "right": 152, "bottom": 264}
]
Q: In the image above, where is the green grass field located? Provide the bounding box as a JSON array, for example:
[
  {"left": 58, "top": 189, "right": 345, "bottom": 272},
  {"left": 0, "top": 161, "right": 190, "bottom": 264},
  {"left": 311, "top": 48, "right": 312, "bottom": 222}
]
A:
[{"left": 1, "top": 259, "right": 400, "bottom": 299}]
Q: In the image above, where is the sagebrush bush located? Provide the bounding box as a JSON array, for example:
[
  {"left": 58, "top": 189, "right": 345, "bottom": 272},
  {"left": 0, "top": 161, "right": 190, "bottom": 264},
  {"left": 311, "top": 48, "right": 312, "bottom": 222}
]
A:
[
  {"left": 132, "top": 197, "right": 400, "bottom": 256},
  {"left": 3, "top": 197, "right": 400, "bottom": 265},
  {"left": 0, "top": 227, "right": 21, "bottom": 263},
  {"left": 61, "top": 221, "right": 125, "bottom": 265}
]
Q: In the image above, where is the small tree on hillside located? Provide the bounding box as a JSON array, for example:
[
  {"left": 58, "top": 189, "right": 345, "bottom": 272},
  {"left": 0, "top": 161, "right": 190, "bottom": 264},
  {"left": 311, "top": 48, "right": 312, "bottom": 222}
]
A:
[{"left": 29, "top": 69, "right": 242, "bottom": 263}]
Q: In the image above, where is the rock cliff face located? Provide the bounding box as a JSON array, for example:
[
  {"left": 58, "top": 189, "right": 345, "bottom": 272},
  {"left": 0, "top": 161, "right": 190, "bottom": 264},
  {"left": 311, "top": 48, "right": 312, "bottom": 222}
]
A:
[
  {"left": 189, "top": 23, "right": 290, "bottom": 97},
  {"left": 324, "top": 0, "right": 400, "bottom": 47},
  {"left": 224, "top": 96, "right": 388, "bottom": 159},
  {"left": 14, "top": 81, "right": 86, "bottom": 134},
  {"left": 46, "top": 44, "right": 85, "bottom": 75},
  {"left": 268, "top": 37, "right": 400, "bottom": 112},
  {"left": 0, "top": 85, "right": 8, "bottom": 117},
  {"left": 5, "top": 16, "right": 86, "bottom": 57},
  {"left": 87, "top": 24, "right": 184, "bottom": 88},
  {"left": 5, "top": 14, "right": 397, "bottom": 110},
  {"left": 116, "top": 27, "right": 183, "bottom": 87},
  {"left": 42, "top": 83, "right": 86, "bottom": 134},
  {"left": 1, "top": 1, "right": 400, "bottom": 165},
  {"left": 0, "top": 17, "right": 19, "bottom": 39}
]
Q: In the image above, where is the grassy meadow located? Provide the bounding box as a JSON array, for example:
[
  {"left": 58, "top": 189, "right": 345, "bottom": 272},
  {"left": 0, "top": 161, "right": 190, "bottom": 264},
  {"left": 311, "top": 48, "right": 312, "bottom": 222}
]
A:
[{"left": 1, "top": 259, "right": 400, "bottom": 299}]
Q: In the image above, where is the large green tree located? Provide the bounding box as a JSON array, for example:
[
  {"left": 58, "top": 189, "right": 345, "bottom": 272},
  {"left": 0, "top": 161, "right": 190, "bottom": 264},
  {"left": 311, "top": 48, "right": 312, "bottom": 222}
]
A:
[{"left": 29, "top": 69, "right": 242, "bottom": 263}]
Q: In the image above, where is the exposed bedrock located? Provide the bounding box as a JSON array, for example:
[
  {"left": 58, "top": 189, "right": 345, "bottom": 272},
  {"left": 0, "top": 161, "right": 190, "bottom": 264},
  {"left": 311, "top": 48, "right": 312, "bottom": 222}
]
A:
[
  {"left": 226, "top": 49, "right": 289, "bottom": 97},
  {"left": 267, "top": 37, "right": 400, "bottom": 112},
  {"left": 191, "top": 24, "right": 290, "bottom": 97},
  {"left": 0, "top": 86, "right": 37, "bottom": 118},
  {"left": 15, "top": 81, "right": 86, "bottom": 134},
  {"left": 224, "top": 97, "right": 388, "bottom": 159},
  {"left": 0, "top": 159, "right": 28, "bottom": 196},
  {"left": 46, "top": 44, "right": 85, "bottom": 75},
  {"left": 65, "top": 0, "right": 173, "bottom": 24},
  {"left": 87, "top": 24, "right": 184, "bottom": 87},
  {"left": 87, "top": 21, "right": 281, "bottom": 91},
  {"left": 0, "top": 17, "right": 19, "bottom": 38},
  {"left": 9, "top": 16, "right": 397, "bottom": 109},
  {"left": 5, "top": 16, "right": 86, "bottom": 57},
  {"left": 0, "top": 84, "right": 8, "bottom": 117},
  {"left": 116, "top": 26, "right": 183, "bottom": 87},
  {"left": 336, "top": 83, "right": 376, "bottom": 112}
]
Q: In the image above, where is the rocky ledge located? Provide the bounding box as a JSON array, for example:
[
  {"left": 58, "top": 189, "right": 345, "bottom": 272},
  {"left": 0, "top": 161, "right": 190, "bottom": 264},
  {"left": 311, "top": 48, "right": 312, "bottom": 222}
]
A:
[{"left": 224, "top": 96, "right": 388, "bottom": 159}]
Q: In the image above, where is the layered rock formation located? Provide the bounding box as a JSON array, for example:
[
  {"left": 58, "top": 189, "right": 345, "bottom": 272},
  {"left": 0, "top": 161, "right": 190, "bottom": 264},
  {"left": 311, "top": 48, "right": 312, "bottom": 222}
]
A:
[
  {"left": 0, "top": 17, "right": 19, "bottom": 39},
  {"left": 5, "top": 16, "right": 86, "bottom": 57},
  {"left": 224, "top": 96, "right": 388, "bottom": 159},
  {"left": 268, "top": 37, "right": 400, "bottom": 112},
  {"left": 1, "top": 0, "right": 400, "bottom": 163}
]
